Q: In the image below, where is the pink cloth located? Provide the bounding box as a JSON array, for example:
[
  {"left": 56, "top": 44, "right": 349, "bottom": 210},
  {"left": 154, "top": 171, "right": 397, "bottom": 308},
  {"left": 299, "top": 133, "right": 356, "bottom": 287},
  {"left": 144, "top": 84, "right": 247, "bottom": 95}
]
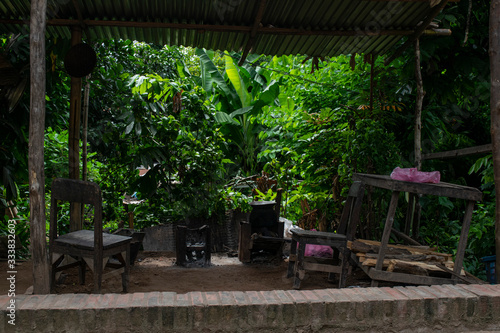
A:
[
  {"left": 304, "top": 244, "right": 333, "bottom": 258},
  {"left": 390, "top": 167, "right": 440, "bottom": 183}
]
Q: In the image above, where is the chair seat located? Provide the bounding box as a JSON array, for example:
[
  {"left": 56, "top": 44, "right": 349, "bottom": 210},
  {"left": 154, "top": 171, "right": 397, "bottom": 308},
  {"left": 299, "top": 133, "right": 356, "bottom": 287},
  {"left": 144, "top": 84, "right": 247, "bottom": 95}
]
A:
[
  {"left": 55, "top": 230, "right": 132, "bottom": 251},
  {"left": 290, "top": 228, "right": 347, "bottom": 242}
]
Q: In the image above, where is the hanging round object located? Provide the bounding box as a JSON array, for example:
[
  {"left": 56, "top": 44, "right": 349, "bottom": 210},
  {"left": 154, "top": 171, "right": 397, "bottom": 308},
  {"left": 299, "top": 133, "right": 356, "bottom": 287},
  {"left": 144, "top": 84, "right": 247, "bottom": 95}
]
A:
[{"left": 64, "top": 43, "right": 97, "bottom": 78}]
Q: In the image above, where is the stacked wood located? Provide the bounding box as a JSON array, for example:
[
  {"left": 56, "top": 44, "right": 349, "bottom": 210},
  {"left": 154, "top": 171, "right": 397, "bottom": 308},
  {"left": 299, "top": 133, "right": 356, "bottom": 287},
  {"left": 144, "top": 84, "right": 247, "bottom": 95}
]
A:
[{"left": 348, "top": 239, "right": 464, "bottom": 276}]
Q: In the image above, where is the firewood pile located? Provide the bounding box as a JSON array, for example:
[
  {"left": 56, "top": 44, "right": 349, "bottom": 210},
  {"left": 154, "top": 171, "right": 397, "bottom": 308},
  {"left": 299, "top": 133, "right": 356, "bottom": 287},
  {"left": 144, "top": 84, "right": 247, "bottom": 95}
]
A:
[{"left": 348, "top": 239, "right": 461, "bottom": 277}]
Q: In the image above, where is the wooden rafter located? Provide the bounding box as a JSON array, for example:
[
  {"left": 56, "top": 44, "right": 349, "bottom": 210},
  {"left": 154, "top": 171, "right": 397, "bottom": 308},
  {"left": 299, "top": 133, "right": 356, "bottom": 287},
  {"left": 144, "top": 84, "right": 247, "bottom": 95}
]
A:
[
  {"left": 422, "top": 144, "right": 493, "bottom": 160},
  {"left": 384, "top": 0, "right": 450, "bottom": 65},
  {"left": 0, "top": 18, "right": 442, "bottom": 38},
  {"left": 238, "top": 0, "right": 267, "bottom": 66}
]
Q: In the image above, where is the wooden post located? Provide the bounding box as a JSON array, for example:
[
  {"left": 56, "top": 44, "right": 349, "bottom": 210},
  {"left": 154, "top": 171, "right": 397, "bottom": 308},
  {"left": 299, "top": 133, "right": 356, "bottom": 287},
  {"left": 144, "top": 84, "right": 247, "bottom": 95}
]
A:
[
  {"left": 82, "top": 74, "right": 90, "bottom": 182},
  {"left": 414, "top": 38, "right": 424, "bottom": 170},
  {"left": 489, "top": 0, "right": 500, "bottom": 284},
  {"left": 69, "top": 26, "right": 83, "bottom": 231},
  {"left": 411, "top": 38, "right": 424, "bottom": 240},
  {"left": 29, "top": 0, "right": 50, "bottom": 294}
]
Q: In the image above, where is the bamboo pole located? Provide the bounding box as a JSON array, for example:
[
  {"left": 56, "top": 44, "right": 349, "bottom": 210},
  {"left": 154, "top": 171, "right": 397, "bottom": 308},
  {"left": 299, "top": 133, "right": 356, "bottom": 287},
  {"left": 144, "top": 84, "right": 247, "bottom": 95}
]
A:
[
  {"left": 29, "top": 0, "right": 50, "bottom": 294},
  {"left": 489, "top": 0, "right": 500, "bottom": 284}
]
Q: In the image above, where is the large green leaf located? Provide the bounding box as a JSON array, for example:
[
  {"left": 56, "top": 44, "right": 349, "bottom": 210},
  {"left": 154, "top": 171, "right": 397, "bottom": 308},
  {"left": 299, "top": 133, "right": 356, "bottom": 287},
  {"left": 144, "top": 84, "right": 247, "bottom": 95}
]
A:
[
  {"left": 214, "top": 112, "right": 239, "bottom": 126},
  {"left": 225, "top": 54, "right": 251, "bottom": 108},
  {"left": 230, "top": 106, "right": 253, "bottom": 118},
  {"left": 195, "top": 48, "right": 239, "bottom": 106}
]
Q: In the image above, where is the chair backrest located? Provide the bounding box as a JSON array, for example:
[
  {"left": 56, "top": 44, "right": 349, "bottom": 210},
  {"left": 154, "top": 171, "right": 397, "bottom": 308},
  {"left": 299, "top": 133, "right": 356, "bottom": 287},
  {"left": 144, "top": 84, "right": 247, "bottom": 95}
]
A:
[
  {"left": 49, "top": 178, "right": 103, "bottom": 246},
  {"left": 337, "top": 181, "right": 365, "bottom": 240}
]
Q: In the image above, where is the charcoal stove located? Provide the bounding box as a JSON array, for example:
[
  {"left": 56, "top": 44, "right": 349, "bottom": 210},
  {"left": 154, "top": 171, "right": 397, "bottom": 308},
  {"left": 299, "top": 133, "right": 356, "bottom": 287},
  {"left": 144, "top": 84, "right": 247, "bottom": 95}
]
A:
[{"left": 175, "top": 225, "right": 211, "bottom": 267}]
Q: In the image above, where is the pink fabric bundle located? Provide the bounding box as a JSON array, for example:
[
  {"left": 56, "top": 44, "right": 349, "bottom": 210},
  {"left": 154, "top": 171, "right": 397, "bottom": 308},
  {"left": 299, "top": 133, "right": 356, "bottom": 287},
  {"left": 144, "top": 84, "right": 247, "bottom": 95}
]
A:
[
  {"left": 390, "top": 167, "right": 440, "bottom": 184},
  {"left": 304, "top": 244, "right": 333, "bottom": 258}
]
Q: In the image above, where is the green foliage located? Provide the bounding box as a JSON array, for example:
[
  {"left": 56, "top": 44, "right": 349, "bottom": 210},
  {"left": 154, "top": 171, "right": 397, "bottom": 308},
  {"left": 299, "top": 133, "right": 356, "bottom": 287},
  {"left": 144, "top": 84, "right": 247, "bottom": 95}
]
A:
[{"left": 0, "top": 1, "right": 494, "bottom": 274}]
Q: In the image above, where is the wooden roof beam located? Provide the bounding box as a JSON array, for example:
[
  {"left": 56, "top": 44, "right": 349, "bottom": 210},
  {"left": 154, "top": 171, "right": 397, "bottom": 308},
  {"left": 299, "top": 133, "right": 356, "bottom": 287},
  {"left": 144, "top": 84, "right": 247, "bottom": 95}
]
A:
[
  {"left": 384, "top": 0, "right": 450, "bottom": 66},
  {"left": 363, "top": 0, "right": 458, "bottom": 2},
  {"left": 1, "top": 18, "right": 437, "bottom": 37},
  {"left": 238, "top": 0, "right": 267, "bottom": 66}
]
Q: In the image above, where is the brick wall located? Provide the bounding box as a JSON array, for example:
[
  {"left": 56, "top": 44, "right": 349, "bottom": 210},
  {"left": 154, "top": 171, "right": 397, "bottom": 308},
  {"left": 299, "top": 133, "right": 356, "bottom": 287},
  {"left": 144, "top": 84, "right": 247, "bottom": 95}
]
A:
[{"left": 1, "top": 284, "right": 500, "bottom": 332}]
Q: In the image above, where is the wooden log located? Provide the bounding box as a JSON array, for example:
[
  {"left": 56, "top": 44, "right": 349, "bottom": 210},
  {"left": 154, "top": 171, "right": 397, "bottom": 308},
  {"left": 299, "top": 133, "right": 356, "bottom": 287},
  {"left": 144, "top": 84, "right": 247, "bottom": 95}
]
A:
[
  {"left": 387, "top": 260, "right": 429, "bottom": 276},
  {"left": 29, "top": 0, "right": 50, "bottom": 294},
  {"left": 363, "top": 252, "right": 448, "bottom": 264}
]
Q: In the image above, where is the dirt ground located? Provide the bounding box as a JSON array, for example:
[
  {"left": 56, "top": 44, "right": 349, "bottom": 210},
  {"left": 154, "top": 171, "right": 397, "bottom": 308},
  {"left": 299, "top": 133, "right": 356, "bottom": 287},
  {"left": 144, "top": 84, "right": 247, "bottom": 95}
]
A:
[{"left": 1, "top": 251, "right": 379, "bottom": 295}]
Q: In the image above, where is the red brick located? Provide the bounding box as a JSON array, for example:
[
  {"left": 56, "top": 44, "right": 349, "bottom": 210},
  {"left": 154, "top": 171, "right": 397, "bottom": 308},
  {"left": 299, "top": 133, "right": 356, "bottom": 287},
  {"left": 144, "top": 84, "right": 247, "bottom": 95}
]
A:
[
  {"left": 227, "top": 291, "right": 244, "bottom": 305},
  {"left": 19, "top": 294, "right": 48, "bottom": 310},
  {"left": 273, "top": 289, "right": 293, "bottom": 304},
  {"left": 217, "top": 291, "right": 234, "bottom": 306},
  {"left": 177, "top": 293, "right": 193, "bottom": 307},
  {"left": 146, "top": 291, "right": 161, "bottom": 307},
  {"left": 114, "top": 293, "right": 132, "bottom": 308},
  {"left": 159, "top": 291, "right": 176, "bottom": 306},
  {"left": 286, "top": 290, "right": 308, "bottom": 303},
  {"left": 246, "top": 290, "right": 265, "bottom": 305},
  {"left": 461, "top": 284, "right": 500, "bottom": 297},
  {"left": 200, "top": 291, "right": 217, "bottom": 305},
  {"left": 189, "top": 291, "right": 205, "bottom": 306},
  {"left": 258, "top": 290, "right": 280, "bottom": 305}
]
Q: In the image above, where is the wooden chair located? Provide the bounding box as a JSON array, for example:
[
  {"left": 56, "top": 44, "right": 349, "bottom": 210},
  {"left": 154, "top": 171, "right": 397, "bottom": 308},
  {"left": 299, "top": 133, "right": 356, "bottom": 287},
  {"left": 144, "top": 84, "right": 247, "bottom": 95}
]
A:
[
  {"left": 49, "top": 178, "right": 132, "bottom": 293},
  {"left": 238, "top": 188, "right": 284, "bottom": 263},
  {"left": 287, "top": 181, "right": 365, "bottom": 288}
]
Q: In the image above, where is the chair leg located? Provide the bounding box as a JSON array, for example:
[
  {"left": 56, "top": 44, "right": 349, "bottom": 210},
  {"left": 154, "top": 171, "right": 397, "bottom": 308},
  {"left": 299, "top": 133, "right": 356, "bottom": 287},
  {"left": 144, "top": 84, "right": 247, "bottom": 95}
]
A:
[
  {"left": 122, "top": 244, "right": 130, "bottom": 292},
  {"left": 50, "top": 254, "right": 65, "bottom": 291},
  {"left": 293, "top": 241, "right": 306, "bottom": 289},
  {"left": 339, "top": 247, "right": 351, "bottom": 288},
  {"left": 78, "top": 257, "right": 86, "bottom": 285},
  {"left": 287, "top": 238, "right": 297, "bottom": 278},
  {"left": 93, "top": 254, "right": 103, "bottom": 294}
]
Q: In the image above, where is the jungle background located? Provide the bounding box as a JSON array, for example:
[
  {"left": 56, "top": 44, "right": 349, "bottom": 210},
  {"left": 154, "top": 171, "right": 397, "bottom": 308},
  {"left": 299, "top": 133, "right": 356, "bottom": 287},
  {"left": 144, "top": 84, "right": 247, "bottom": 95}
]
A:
[{"left": 0, "top": 0, "right": 495, "bottom": 280}]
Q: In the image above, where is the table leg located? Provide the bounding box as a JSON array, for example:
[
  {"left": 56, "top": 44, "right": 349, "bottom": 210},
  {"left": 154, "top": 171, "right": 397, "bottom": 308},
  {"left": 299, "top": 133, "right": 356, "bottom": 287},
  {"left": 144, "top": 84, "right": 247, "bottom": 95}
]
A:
[
  {"left": 454, "top": 200, "right": 475, "bottom": 277},
  {"left": 371, "top": 191, "right": 400, "bottom": 287},
  {"left": 293, "top": 241, "right": 306, "bottom": 289},
  {"left": 287, "top": 237, "right": 297, "bottom": 278}
]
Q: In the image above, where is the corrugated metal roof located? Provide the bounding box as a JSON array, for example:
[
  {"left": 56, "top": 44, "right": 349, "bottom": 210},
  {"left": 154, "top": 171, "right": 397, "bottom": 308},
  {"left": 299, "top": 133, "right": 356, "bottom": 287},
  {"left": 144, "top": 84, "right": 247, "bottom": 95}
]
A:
[{"left": 0, "top": 0, "right": 453, "bottom": 57}]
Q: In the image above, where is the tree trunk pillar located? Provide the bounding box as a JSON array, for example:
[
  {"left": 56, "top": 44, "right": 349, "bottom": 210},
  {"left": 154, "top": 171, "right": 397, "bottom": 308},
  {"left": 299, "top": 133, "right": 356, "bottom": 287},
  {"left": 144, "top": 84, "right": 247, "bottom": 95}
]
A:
[
  {"left": 29, "top": 0, "right": 50, "bottom": 294},
  {"left": 69, "top": 26, "right": 83, "bottom": 231},
  {"left": 489, "top": 0, "right": 500, "bottom": 284}
]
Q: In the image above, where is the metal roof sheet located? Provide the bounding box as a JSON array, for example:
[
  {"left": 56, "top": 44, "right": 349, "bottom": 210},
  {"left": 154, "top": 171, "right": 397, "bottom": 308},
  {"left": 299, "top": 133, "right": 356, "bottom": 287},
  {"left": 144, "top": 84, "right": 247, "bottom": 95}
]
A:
[{"left": 0, "top": 0, "right": 454, "bottom": 57}]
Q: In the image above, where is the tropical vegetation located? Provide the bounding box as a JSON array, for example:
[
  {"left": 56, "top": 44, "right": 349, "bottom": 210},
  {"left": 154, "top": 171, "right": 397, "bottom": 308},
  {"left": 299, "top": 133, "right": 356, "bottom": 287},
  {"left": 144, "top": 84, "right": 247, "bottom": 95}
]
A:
[{"left": 0, "top": 1, "right": 494, "bottom": 279}]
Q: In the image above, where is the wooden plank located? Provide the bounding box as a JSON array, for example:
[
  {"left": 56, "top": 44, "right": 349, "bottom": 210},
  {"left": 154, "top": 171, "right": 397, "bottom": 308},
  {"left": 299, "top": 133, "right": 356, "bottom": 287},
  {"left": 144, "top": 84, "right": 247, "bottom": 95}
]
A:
[
  {"left": 29, "top": 0, "right": 50, "bottom": 295},
  {"left": 353, "top": 173, "right": 482, "bottom": 201},
  {"left": 363, "top": 252, "right": 449, "bottom": 263},
  {"left": 349, "top": 239, "right": 452, "bottom": 258},
  {"left": 303, "top": 262, "right": 341, "bottom": 274},
  {"left": 453, "top": 200, "right": 475, "bottom": 276},
  {"left": 422, "top": 144, "right": 492, "bottom": 160},
  {"left": 368, "top": 268, "right": 456, "bottom": 285},
  {"left": 372, "top": 191, "right": 399, "bottom": 287},
  {"left": 391, "top": 227, "right": 422, "bottom": 246}
]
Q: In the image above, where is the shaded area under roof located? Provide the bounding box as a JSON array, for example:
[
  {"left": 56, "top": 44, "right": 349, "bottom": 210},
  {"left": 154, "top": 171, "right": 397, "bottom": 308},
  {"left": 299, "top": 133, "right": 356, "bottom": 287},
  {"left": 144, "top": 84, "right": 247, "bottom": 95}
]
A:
[{"left": 0, "top": 0, "right": 455, "bottom": 58}]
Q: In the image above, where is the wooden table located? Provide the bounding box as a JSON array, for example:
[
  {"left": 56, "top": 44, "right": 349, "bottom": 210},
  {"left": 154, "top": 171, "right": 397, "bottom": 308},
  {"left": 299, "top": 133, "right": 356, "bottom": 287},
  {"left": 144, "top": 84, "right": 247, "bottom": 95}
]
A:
[{"left": 352, "top": 173, "right": 482, "bottom": 286}]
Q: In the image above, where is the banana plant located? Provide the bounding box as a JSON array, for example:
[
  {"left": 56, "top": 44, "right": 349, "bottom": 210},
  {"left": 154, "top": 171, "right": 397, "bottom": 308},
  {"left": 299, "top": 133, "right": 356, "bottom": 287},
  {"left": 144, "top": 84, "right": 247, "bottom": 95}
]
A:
[{"left": 196, "top": 48, "right": 280, "bottom": 176}]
